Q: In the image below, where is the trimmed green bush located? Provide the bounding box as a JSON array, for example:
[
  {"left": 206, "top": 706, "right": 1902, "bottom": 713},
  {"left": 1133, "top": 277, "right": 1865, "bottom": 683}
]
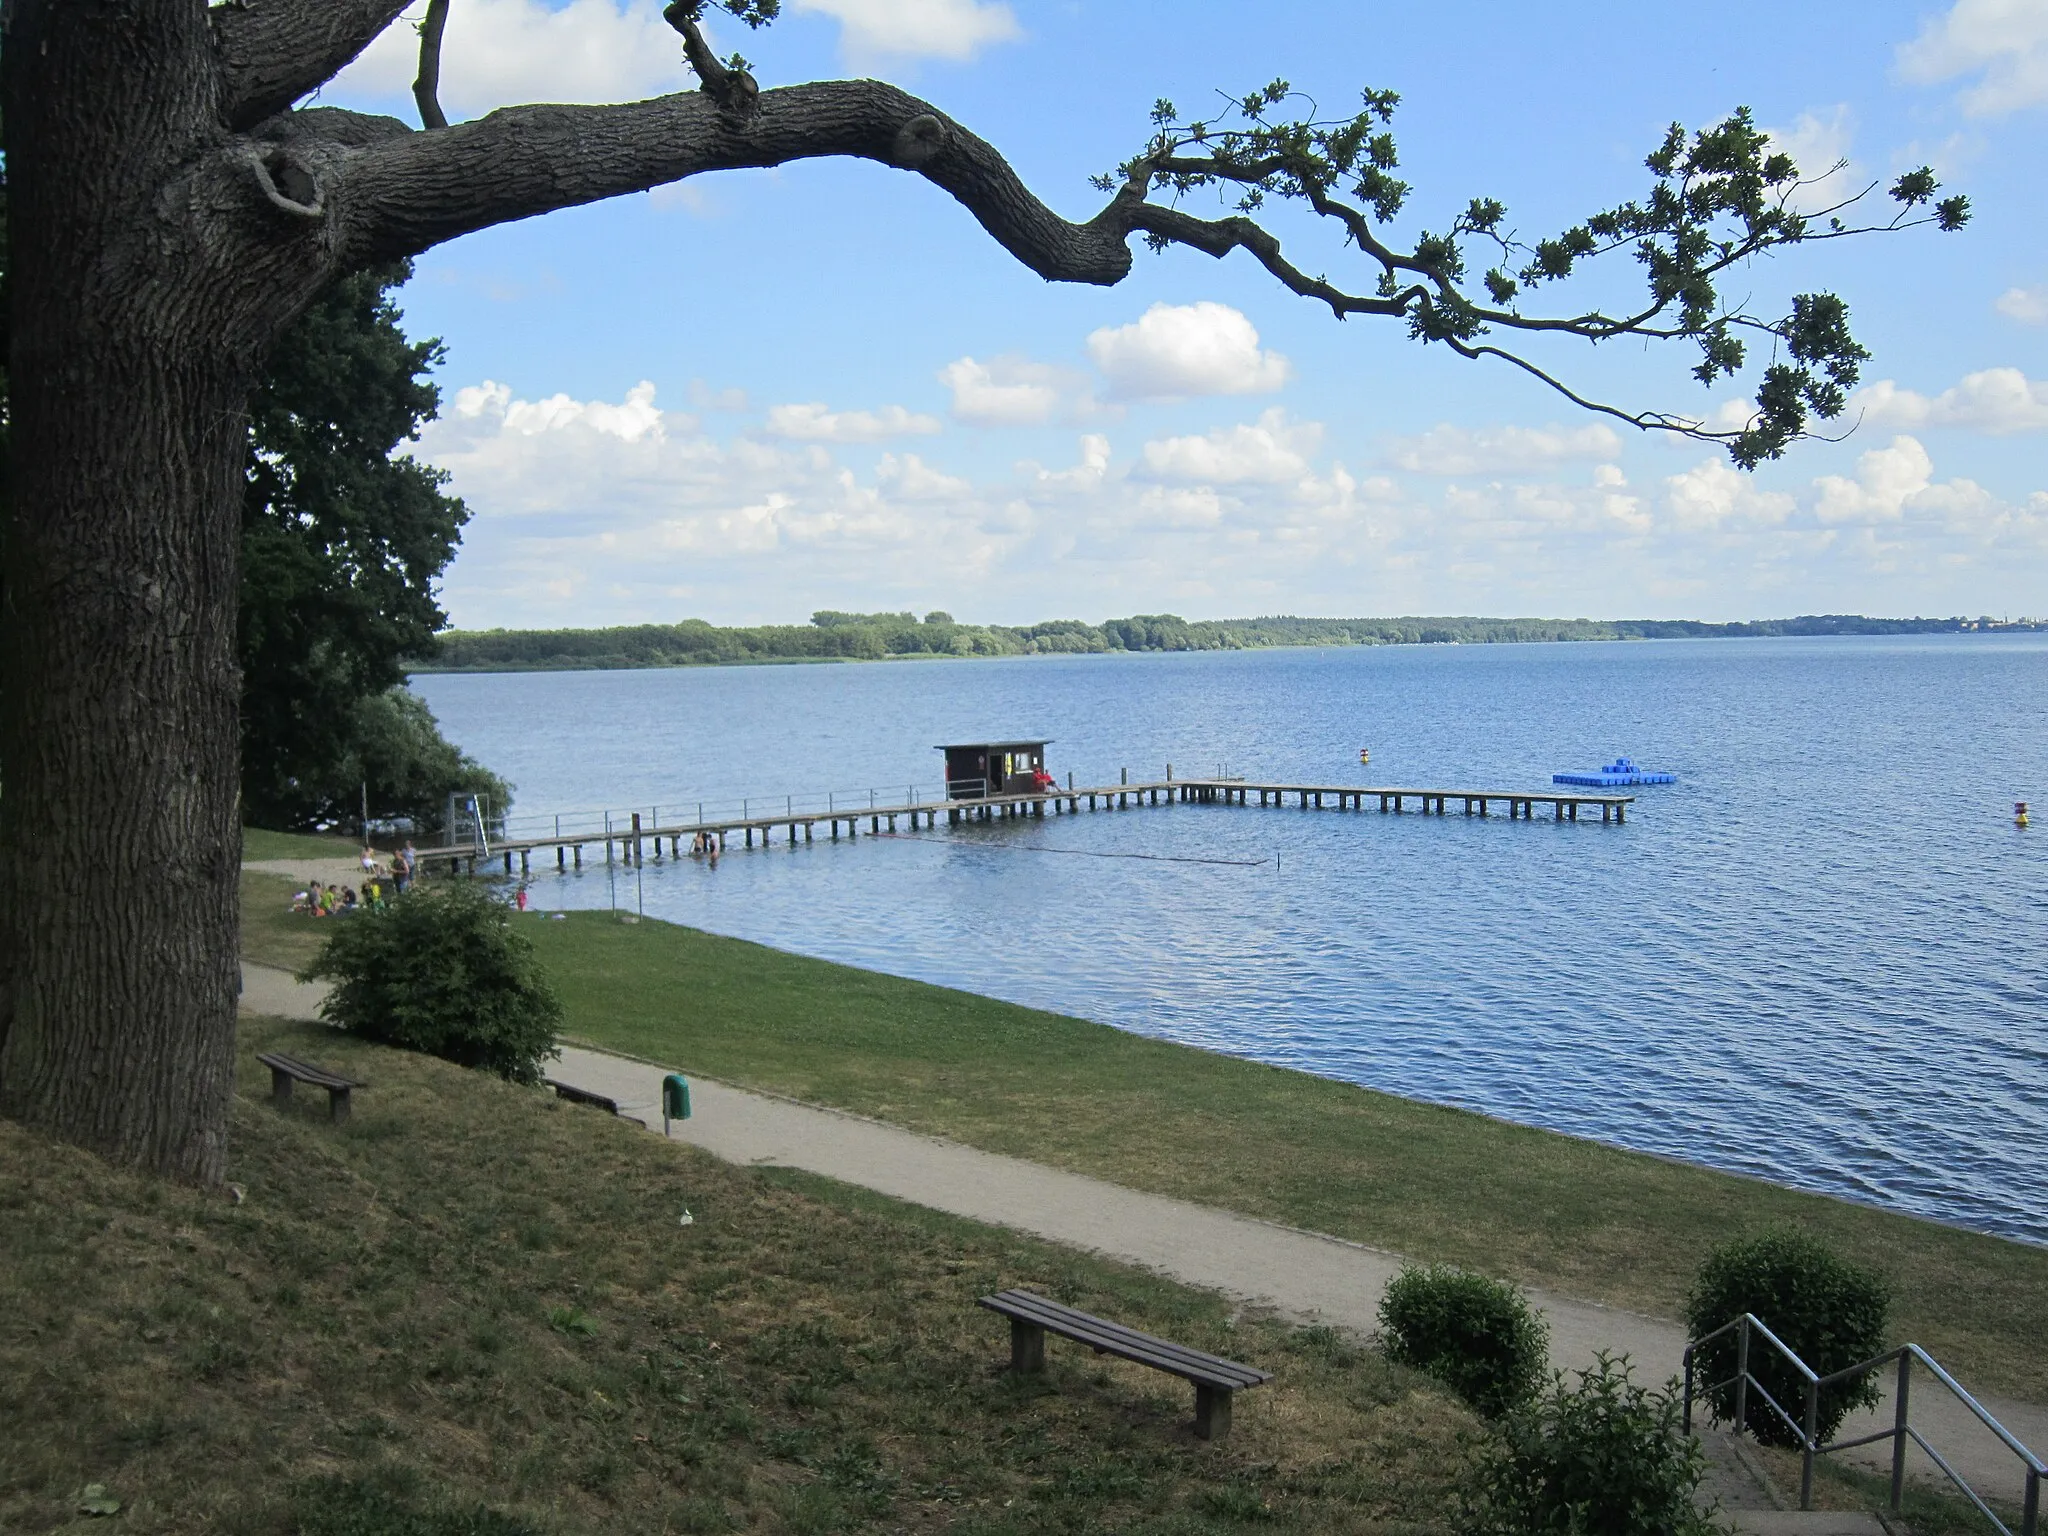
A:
[
  {"left": 1684, "top": 1228, "right": 1890, "bottom": 1446},
  {"left": 303, "top": 881, "right": 562, "bottom": 1085},
  {"left": 1378, "top": 1264, "right": 1549, "bottom": 1418},
  {"left": 1462, "top": 1353, "right": 1717, "bottom": 1536}
]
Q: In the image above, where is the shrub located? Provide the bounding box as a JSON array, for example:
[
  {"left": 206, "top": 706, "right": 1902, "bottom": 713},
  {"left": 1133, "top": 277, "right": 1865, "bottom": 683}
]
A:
[
  {"left": 1683, "top": 1229, "right": 1890, "bottom": 1446},
  {"left": 1378, "top": 1264, "right": 1549, "bottom": 1418},
  {"left": 1462, "top": 1353, "right": 1717, "bottom": 1536},
  {"left": 303, "top": 880, "right": 562, "bottom": 1085}
]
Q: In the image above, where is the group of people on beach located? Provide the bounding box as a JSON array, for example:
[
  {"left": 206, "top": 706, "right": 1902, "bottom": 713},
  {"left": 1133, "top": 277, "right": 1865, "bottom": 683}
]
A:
[{"left": 291, "top": 842, "right": 419, "bottom": 917}]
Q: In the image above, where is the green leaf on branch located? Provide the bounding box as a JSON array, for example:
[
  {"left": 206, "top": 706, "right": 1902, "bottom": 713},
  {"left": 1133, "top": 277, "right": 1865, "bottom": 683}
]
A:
[{"left": 1117, "top": 84, "right": 1968, "bottom": 466}]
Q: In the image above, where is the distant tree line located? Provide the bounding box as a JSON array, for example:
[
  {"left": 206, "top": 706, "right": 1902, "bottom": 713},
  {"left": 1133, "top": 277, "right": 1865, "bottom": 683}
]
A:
[{"left": 413, "top": 610, "right": 2034, "bottom": 674}]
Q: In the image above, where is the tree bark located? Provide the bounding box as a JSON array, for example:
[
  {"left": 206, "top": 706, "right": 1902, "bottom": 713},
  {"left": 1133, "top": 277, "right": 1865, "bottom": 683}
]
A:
[
  {"left": 0, "top": 0, "right": 325, "bottom": 1183},
  {"left": 0, "top": 345, "right": 249, "bottom": 1183}
]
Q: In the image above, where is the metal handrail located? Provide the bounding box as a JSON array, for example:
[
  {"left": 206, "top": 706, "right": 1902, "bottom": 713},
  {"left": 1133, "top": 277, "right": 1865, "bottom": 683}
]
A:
[{"left": 1683, "top": 1312, "right": 2042, "bottom": 1533}]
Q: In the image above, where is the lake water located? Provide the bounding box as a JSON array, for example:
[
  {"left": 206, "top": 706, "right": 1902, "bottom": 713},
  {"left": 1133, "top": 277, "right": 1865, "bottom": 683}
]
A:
[{"left": 411, "top": 637, "right": 2048, "bottom": 1243}]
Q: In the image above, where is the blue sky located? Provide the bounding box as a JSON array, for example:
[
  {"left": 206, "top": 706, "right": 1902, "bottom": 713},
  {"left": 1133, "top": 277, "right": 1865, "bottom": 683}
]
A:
[{"left": 323, "top": 0, "right": 2048, "bottom": 627}]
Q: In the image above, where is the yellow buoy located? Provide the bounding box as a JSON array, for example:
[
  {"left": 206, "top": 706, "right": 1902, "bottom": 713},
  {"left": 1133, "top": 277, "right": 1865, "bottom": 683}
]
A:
[
  {"left": 1358, "top": 747, "right": 1371, "bottom": 764},
  {"left": 2019, "top": 800, "right": 2032, "bottom": 828}
]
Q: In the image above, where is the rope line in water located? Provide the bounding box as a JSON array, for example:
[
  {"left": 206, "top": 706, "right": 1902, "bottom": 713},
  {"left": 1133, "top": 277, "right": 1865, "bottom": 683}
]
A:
[{"left": 875, "top": 832, "right": 1269, "bottom": 867}]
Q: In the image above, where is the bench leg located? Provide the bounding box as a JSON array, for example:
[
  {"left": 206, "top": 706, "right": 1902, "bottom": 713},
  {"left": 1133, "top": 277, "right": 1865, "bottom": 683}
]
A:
[
  {"left": 1193, "top": 1384, "right": 1232, "bottom": 1441},
  {"left": 269, "top": 1065, "right": 293, "bottom": 1109},
  {"left": 328, "top": 1085, "right": 351, "bottom": 1125},
  {"left": 1009, "top": 1319, "right": 1045, "bottom": 1375}
]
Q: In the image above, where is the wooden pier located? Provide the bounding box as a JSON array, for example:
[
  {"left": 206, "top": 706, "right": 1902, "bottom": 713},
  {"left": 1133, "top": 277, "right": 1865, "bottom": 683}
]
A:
[
  {"left": 1176, "top": 780, "right": 1632, "bottom": 822},
  {"left": 423, "top": 776, "right": 1634, "bottom": 876}
]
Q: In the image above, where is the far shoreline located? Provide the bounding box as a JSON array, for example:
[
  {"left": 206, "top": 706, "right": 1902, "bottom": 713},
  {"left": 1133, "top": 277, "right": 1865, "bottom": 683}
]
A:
[{"left": 408, "top": 616, "right": 2047, "bottom": 677}]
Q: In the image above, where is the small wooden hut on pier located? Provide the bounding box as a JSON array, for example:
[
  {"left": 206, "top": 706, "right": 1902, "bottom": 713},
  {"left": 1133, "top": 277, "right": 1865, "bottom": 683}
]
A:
[{"left": 939, "top": 740, "right": 1053, "bottom": 800}]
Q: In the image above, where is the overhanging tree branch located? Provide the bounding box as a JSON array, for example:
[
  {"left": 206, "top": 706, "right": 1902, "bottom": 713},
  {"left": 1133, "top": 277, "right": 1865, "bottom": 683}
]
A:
[
  {"left": 334, "top": 81, "right": 1140, "bottom": 285},
  {"left": 211, "top": 0, "right": 416, "bottom": 130},
  {"left": 1104, "top": 86, "right": 1969, "bottom": 466}
]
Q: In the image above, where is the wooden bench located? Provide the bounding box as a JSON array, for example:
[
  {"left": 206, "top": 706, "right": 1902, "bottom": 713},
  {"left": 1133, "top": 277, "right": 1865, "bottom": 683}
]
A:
[
  {"left": 978, "top": 1288, "right": 1272, "bottom": 1440},
  {"left": 546, "top": 1080, "right": 619, "bottom": 1114},
  {"left": 256, "top": 1052, "right": 361, "bottom": 1124}
]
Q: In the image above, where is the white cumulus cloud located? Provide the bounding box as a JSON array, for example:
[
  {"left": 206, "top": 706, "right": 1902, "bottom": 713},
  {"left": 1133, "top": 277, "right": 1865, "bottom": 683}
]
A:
[
  {"left": 1762, "top": 105, "right": 1863, "bottom": 213},
  {"left": 1854, "top": 368, "right": 2048, "bottom": 434},
  {"left": 876, "top": 452, "right": 972, "bottom": 499},
  {"left": 1662, "top": 458, "right": 1797, "bottom": 531},
  {"left": 1383, "top": 422, "right": 1624, "bottom": 475},
  {"left": 1087, "top": 302, "right": 1291, "bottom": 401},
  {"left": 792, "top": 0, "right": 1020, "bottom": 64},
  {"left": 938, "top": 356, "right": 1091, "bottom": 427},
  {"left": 453, "top": 378, "right": 671, "bottom": 440},
  {"left": 411, "top": 376, "right": 2048, "bottom": 632},
  {"left": 1812, "top": 435, "right": 1978, "bottom": 524},
  {"left": 1138, "top": 410, "right": 1322, "bottom": 485},
  {"left": 329, "top": 0, "right": 688, "bottom": 116},
  {"left": 1995, "top": 285, "right": 2048, "bottom": 323},
  {"left": 1898, "top": 0, "right": 2048, "bottom": 115},
  {"left": 762, "top": 402, "right": 942, "bottom": 442}
]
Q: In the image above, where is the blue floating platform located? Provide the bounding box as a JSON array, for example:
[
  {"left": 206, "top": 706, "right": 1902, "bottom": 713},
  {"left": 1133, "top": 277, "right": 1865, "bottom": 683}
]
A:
[{"left": 1552, "top": 756, "right": 1677, "bottom": 788}]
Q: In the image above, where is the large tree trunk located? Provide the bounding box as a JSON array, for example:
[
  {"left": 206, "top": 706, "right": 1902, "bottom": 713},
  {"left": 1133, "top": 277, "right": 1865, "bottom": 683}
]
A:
[
  {"left": 0, "top": 0, "right": 285, "bottom": 1184},
  {"left": 0, "top": 345, "right": 249, "bottom": 1183}
]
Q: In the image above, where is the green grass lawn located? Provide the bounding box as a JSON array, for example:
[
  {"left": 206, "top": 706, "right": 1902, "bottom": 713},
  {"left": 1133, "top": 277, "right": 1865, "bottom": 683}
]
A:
[
  {"left": 240, "top": 870, "right": 335, "bottom": 972},
  {"left": 1, "top": 1017, "right": 1475, "bottom": 1534},
  {"left": 242, "top": 826, "right": 369, "bottom": 862},
  {"left": 232, "top": 895, "right": 2048, "bottom": 1405},
  {"left": 497, "top": 911, "right": 2048, "bottom": 1405}
]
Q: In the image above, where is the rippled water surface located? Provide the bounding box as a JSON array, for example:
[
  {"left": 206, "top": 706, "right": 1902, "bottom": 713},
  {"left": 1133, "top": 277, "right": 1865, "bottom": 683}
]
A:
[{"left": 412, "top": 638, "right": 2048, "bottom": 1241}]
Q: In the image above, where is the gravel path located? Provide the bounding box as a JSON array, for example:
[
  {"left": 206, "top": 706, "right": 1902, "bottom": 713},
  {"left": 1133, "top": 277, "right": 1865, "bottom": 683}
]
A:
[{"left": 238, "top": 960, "right": 2042, "bottom": 1518}]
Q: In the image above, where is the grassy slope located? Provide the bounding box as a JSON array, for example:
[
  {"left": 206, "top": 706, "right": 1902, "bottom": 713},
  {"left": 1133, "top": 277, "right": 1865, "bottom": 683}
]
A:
[
  {"left": 498, "top": 912, "right": 2048, "bottom": 1403},
  {"left": 1, "top": 1017, "right": 1473, "bottom": 1535}
]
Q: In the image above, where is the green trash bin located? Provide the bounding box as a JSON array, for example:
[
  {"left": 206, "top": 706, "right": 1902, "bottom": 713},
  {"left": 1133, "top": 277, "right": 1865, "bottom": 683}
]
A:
[{"left": 661, "top": 1073, "right": 691, "bottom": 1134}]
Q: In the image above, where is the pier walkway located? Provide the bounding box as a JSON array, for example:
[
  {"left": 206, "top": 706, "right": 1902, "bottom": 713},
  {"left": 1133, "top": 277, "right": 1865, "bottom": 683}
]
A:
[{"left": 423, "top": 776, "right": 1635, "bottom": 876}]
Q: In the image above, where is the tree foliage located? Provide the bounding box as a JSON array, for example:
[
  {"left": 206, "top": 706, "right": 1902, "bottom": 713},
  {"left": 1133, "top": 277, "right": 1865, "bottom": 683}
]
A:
[
  {"left": 241, "top": 263, "right": 475, "bottom": 830},
  {"left": 1102, "top": 85, "right": 1966, "bottom": 466},
  {"left": 328, "top": 688, "right": 510, "bottom": 834}
]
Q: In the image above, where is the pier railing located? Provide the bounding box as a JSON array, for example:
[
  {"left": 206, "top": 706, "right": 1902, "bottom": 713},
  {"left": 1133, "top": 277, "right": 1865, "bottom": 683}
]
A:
[
  {"left": 485, "top": 782, "right": 979, "bottom": 846},
  {"left": 1683, "top": 1312, "right": 2042, "bottom": 1533}
]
